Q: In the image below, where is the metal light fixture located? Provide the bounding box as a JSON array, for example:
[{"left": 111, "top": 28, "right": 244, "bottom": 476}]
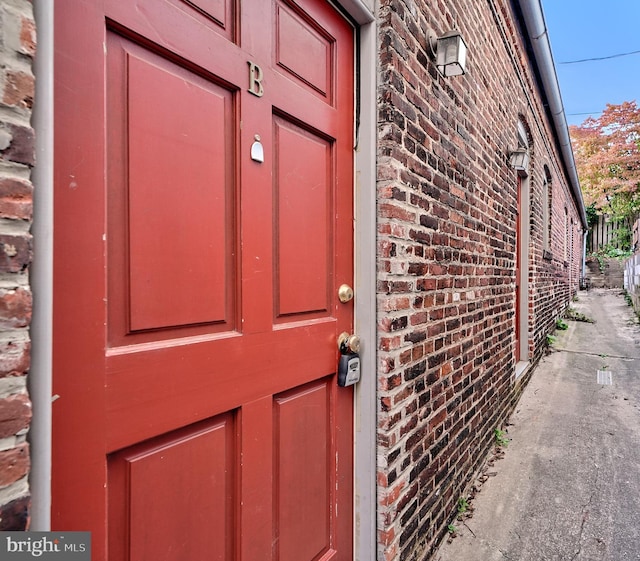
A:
[
  {"left": 509, "top": 148, "right": 530, "bottom": 174},
  {"left": 428, "top": 30, "right": 468, "bottom": 77}
]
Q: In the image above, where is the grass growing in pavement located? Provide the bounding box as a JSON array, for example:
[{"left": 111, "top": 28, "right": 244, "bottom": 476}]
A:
[
  {"left": 494, "top": 428, "right": 509, "bottom": 447},
  {"left": 564, "top": 307, "right": 595, "bottom": 323}
]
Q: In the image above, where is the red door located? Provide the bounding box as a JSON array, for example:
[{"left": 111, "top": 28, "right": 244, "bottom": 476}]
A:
[
  {"left": 53, "top": 1, "right": 355, "bottom": 560},
  {"left": 515, "top": 175, "right": 521, "bottom": 362}
]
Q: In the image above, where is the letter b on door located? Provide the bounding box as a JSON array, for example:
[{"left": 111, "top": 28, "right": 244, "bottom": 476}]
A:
[{"left": 248, "top": 62, "right": 264, "bottom": 97}]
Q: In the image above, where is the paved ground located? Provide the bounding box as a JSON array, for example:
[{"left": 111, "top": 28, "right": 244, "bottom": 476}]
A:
[{"left": 437, "top": 288, "right": 640, "bottom": 561}]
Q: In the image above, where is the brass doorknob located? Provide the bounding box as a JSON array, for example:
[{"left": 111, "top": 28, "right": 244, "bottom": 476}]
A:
[
  {"left": 338, "top": 284, "right": 354, "bottom": 303},
  {"left": 338, "top": 332, "right": 361, "bottom": 353}
]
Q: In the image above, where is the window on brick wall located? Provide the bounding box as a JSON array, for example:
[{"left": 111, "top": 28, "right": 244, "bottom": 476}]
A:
[
  {"left": 564, "top": 207, "right": 569, "bottom": 264},
  {"left": 517, "top": 121, "right": 528, "bottom": 151},
  {"left": 542, "top": 166, "right": 552, "bottom": 259},
  {"left": 570, "top": 218, "right": 574, "bottom": 267},
  {"left": 542, "top": 181, "right": 549, "bottom": 249}
]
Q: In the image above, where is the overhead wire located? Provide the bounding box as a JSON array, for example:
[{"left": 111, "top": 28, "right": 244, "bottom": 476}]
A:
[
  {"left": 567, "top": 111, "right": 602, "bottom": 116},
  {"left": 557, "top": 48, "right": 637, "bottom": 119},
  {"left": 559, "top": 48, "right": 640, "bottom": 64}
]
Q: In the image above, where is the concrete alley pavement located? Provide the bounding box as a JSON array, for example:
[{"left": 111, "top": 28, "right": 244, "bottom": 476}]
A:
[{"left": 437, "top": 288, "right": 640, "bottom": 561}]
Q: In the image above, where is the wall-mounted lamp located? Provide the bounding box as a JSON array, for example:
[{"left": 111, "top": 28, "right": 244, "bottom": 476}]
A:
[
  {"left": 509, "top": 148, "right": 530, "bottom": 175},
  {"left": 428, "top": 30, "right": 468, "bottom": 77}
]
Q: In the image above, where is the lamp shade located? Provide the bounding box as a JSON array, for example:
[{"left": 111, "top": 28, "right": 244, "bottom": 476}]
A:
[
  {"left": 436, "top": 30, "right": 467, "bottom": 77},
  {"left": 509, "top": 148, "right": 530, "bottom": 174}
]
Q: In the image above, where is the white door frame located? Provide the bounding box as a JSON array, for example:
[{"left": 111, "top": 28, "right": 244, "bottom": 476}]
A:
[
  {"left": 339, "top": 1, "right": 377, "bottom": 559},
  {"left": 30, "top": 0, "right": 54, "bottom": 531}
]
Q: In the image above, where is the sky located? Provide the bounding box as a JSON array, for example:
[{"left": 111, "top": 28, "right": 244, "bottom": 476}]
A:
[{"left": 542, "top": 0, "right": 640, "bottom": 126}]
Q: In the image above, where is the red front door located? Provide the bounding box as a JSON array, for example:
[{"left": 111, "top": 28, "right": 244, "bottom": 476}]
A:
[
  {"left": 53, "top": 1, "right": 355, "bottom": 560},
  {"left": 515, "top": 175, "right": 521, "bottom": 362}
]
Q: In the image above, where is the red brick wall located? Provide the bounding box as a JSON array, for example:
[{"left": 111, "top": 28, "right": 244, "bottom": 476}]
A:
[
  {"left": 375, "top": 0, "right": 582, "bottom": 559},
  {"left": 528, "top": 172, "right": 583, "bottom": 358},
  {"left": 0, "top": 0, "right": 35, "bottom": 530}
]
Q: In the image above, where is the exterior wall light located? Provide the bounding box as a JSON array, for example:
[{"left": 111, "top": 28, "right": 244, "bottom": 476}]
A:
[
  {"left": 428, "top": 30, "right": 468, "bottom": 77},
  {"left": 509, "top": 148, "right": 530, "bottom": 175}
]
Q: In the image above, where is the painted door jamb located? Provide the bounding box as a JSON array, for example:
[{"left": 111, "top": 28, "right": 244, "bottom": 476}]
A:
[
  {"left": 30, "top": 0, "right": 54, "bottom": 531},
  {"left": 338, "top": 0, "right": 377, "bottom": 559}
]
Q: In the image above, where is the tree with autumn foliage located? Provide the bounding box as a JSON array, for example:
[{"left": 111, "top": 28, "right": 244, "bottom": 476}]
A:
[
  {"left": 570, "top": 101, "right": 640, "bottom": 251},
  {"left": 570, "top": 101, "right": 640, "bottom": 226}
]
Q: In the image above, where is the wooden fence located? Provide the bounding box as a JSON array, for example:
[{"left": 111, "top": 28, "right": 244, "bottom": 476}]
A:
[{"left": 588, "top": 214, "right": 636, "bottom": 253}]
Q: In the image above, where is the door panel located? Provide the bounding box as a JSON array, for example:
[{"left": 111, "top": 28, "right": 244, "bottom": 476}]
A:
[
  {"left": 108, "top": 38, "right": 237, "bottom": 336},
  {"left": 183, "top": 0, "right": 233, "bottom": 33},
  {"left": 275, "top": 117, "right": 332, "bottom": 319},
  {"left": 108, "top": 415, "right": 236, "bottom": 561},
  {"left": 275, "top": 381, "right": 332, "bottom": 561},
  {"left": 53, "top": 1, "right": 355, "bottom": 560},
  {"left": 275, "top": 2, "right": 333, "bottom": 99}
]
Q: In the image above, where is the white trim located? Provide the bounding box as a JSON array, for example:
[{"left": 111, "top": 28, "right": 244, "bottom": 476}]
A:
[
  {"left": 514, "top": 359, "right": 531, "bottom": 382},
  {"left": 339, "top": 0, "right": 375, "bottom": 24},
  {"left": 516, "top": 167, "right": 531, "bottom": 381},
  {"left": 353, "top": 23, "right": 377, "bottom": 561},
  {"left": 29, "top": 0, "right": 54, "bottom": 531},
  {"left": 514, "top": 360, "right": 530, "bottom": 381},
  {"left": 542, "top": 178, "right": 550, "bottom": 252},
  {"left": 517, "top": 121, "right": 528, "bottom": 148},
  {"left": 338, "top": 0, "right": 377, "bottom": 560}
]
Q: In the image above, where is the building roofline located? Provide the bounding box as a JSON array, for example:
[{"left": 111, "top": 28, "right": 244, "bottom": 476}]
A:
[{"left": 515, "top": 0, "right": 588, "bottom": 228}]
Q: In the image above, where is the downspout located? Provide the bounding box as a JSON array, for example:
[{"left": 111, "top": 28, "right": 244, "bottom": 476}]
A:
[
  {"left": 29, "top": 0, "right": 54, "bottom": 530},
  {"left": 582, "top": 229, "right": 588, "bottom": 286},
  {"left": 515, "top": 0, "right": 587, "bottom": 229}
]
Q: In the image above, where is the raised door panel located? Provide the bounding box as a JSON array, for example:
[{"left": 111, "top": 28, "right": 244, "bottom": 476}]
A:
[
  {"left": 108, "top": 415, "right": 236, "bottom": 561},
  {"left": 127, "top": 53, "right": 232, "bottom": 331},
  {"left": 181, "top": 0, "right": 233, "bottom": 33},
  {"left": 275, "top": 1, "right": 334, "bottom": 101},
  {"left": 274, "top": 116, "right": 332, "bottom": 321},
  {"left": 107, "top": 33, "right": 238, "bottom": 345},
  {"left": 274, "top": 381, "right": 334, "bottom": 561},
  {"left": 108, "top": 0, "right": 238, "bottom": 45}
]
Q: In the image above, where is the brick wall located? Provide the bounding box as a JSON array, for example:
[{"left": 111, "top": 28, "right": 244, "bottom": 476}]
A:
[
  {"left": 375, "top": 0, "right": 583, "bottom": 560},
  {"left": 528, "top": 174, "right": 583, "bottom": 358},
  {"left": 0, "top": 0, "right": 35, "bottom": 530}
]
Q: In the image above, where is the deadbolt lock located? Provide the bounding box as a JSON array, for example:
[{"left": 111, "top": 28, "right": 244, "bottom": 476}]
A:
[{"left": 338, "top": 284, "right": 354, "bottom": 303}]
